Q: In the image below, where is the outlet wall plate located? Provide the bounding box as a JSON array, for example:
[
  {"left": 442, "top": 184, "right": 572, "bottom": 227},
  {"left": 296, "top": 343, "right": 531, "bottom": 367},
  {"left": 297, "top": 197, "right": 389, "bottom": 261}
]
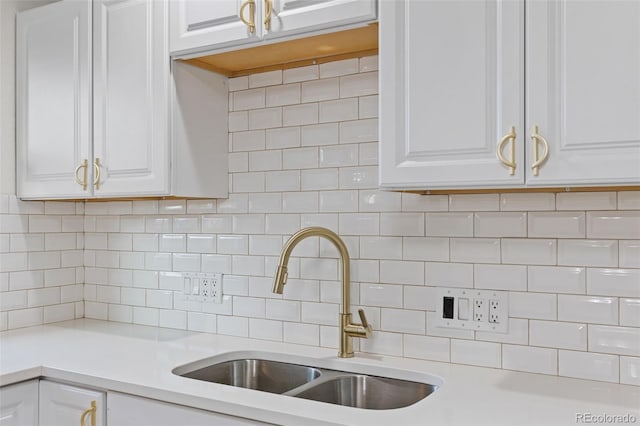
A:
[
  {"left": 183, "top": 272, "right": 224, "bottom": 304},
  {"left": 434, "top": 287, "right": 509, "bottom": 333}
]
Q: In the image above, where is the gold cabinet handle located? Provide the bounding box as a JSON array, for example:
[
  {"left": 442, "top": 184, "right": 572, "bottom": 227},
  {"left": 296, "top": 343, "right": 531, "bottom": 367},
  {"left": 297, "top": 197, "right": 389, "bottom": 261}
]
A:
[
  {"left": 496, "top": 126, "right": 517, "bottom": 175},
  {"left": 531, "top": 125, "right": 549, "bottom": 176},
  {"left": 74, "top": 159, "right": 88, "bottom": 191},
  {"left": 239, "top": 0, "right": 256, "bottom": 34},
  {"left": 93, "top": 158, "right": 101, "bottom": 190},
  {"left": 80, "top": 400, "right": 96, "bottom": 426},
  {"left": 264, "top": 0, "right": 272, "bottom": 31}
]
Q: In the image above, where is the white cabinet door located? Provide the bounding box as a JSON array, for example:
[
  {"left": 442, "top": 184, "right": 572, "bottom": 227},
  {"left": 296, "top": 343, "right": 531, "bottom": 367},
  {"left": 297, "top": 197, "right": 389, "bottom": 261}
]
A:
[
  {"left": 39, "top": 381, "right": 106, "bottom": 426},
  {"left": 526, "top": 0, "right": 640, "bottom": 186},
  {"left": 16, "top": 0, "right": 92, "bottom": 199},
  {"left": 92, "top": 0, "right": 170, "bottom": 196},
  {"left": 170, "top": 0, "right": 260, "bottom": 54},
  {"left": 107, "top": 392, "right": 270, "bottom": 425},
  {"left": 265, "top": 0, "right": 376, "bottom": 39},
  {"left": 379, "top": 0, "right": 524, "bottom": 190},
  {"left": 0, "top": 381, "right": 38, "bottom": 426}
]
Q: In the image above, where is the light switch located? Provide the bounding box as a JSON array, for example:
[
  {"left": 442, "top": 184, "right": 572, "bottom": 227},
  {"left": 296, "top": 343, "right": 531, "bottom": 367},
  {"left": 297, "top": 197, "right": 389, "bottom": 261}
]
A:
[
  {"left": 192, "top": 278, "right": 200, "bottom": 295},
  {"left": 458, "top": 298, "right": 470, "bottom": 320},
  {"left": 183, "top": 278, "right": 191, "bottom": 295}
]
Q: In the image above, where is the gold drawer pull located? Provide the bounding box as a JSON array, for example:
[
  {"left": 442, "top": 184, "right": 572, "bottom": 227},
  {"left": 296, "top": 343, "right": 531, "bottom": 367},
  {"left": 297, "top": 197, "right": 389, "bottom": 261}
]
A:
[
  {"left": 531, "top": 125, "right": 549, "bottom": 176},
  {"left": 93, "top": 158, "right": 101, "bottom": 190},
  {"left": 80, "top": 400, "right": 96, "bottom": 426},
  {"left": 74, "top": 159, "right": 88, "bottom": 190},
  {"left": 264, "top": 0, "right": 272, "bottom": 31},
  {"left": 497, "top": 126, "right": 517, "bottom": 175},
  {"left": 239, "top": 0, "right": 256, "bottom": 34}
]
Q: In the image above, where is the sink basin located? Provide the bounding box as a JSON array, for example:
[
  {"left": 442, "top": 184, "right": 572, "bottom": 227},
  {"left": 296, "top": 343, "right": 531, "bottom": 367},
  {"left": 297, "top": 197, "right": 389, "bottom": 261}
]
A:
[
  {"left": 178, "top": 359, "right": 321, "bottom": 394},
  {"left": 173, "top": 351, "right": 441, "bottom": 410},
  {"left": 294, "top": 374, "right": 437, "bottom": 410}
]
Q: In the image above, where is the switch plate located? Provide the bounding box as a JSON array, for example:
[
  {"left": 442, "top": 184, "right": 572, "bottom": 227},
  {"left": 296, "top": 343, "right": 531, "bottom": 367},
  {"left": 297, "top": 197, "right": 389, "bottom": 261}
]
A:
[
  {"left": 183, "top": 272, "right": 223, "bottom": 303},
  {"left": 435, "top": 287, "right": 509, "bottom": 333}
]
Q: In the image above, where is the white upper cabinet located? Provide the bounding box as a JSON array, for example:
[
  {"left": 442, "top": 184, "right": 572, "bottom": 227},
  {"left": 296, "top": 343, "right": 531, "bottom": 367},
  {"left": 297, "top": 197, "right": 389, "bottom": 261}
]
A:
[
  {"left": 525, "top": 0, "right": 640, "bottom": 187},
  {"left": 16, "top": 0, "right": 92, "bottom": 199},
  {"left": 170, "top": 0, "right": 261, "bottom": 54},
  {"left": 170, "top": 0, "right": 376, "bottom": 55},
  {"left": 93, "top": 0, "right": 170, "bottom": 196},
  {"left": 380, "top": 0, "right": 640, "bottom": 190},
  {"left": 379, "top": 0, "right": 524, "bottom": 190},
  {"left": 264, "top": 0, "right": 376, "bottom": 39},
  {"left": 17, "top": 0, "right": 228, "bottom": 200}
]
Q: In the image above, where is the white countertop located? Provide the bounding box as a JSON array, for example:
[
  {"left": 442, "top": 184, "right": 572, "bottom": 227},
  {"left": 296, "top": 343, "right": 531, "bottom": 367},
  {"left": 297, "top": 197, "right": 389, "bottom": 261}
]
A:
[{"left": 1, "top": 320, "right": 638, "bottom": 425}]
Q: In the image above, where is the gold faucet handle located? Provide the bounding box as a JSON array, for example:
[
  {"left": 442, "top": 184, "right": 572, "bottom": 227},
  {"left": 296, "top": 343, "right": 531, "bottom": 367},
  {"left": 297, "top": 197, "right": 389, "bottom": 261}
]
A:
[{"left": 357, "top": 309, "right": 372, "bottom": 334}]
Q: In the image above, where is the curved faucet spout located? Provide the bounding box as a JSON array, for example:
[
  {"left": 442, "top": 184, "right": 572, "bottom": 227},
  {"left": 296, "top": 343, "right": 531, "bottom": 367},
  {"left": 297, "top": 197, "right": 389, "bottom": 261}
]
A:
[{"left": 272, "top": 227, "right": 371, "bottom": 358}]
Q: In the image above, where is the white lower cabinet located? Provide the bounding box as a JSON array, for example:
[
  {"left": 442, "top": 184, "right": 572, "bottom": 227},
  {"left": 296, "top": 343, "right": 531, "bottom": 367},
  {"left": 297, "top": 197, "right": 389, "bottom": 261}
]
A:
[
  {"left": 39, "top": 380, "right": 106, "bottom": 426},
  {"left": 0, "top": 380, "right": 38, "bottom": 426},
  {"left": 107, "top": 392, "right": 271, "bottom": 426}
]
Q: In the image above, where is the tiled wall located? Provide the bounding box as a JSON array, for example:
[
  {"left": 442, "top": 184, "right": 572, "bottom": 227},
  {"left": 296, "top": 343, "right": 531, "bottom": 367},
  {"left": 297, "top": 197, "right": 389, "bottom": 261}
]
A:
[
  {"left": 2, "top": 56, "right": 640, "bottom": 386},
  {"left": 0, "top": 195, "right": 84, "bottom": 329}
]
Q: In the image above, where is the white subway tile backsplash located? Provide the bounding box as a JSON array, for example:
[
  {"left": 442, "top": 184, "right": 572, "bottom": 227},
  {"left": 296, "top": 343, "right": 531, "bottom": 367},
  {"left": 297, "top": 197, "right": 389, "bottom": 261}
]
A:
[
  {"left": 530, "top": 320, "right": 587, "bottom": 350},
  {"left": 587, "top": 268, "right": 640, "bottom": 297},
  {"left": 426, "top": 262, "right": 473, "bottom": 288},
  {"left": 449, "top": 194, "right": 499, "bottom": 212},
  {"left": 28, "top": 287, "right": 62, "bottom": 308},
  {"left": 502, "top": 239, "right": 557, "bottom": 265},
  {"left": 620, "top": 240, "right": 640, "bottom": 268},
  {"left": 359, "top": 95, "right": 378, "bottom": 119},
  {"left": 502, "top": 345, "right": 557, "bottom": 375},
  {"left": 559, "top": 350, "right": 619, "bottom": 383},
  {"left": 403, "top": 335, "right": 450, "bottom": 362},
  {"left": 528, "top": 266, "right": 585, "bottom": 294},
  {"left": 621, "top": 357, "right": 640, "bottom": 385},
  {"left": 450, "top": 238, "right": 500, "bottom": 264},
  {"left": 528, "top": 212, "right": 585, "bottom": 238},
  {"left": 402, "top": 196, "right": 447, "bottom": 214},
  {"left": 301, "top": 169, "right": 339, "bottom": 191},
  {"left": 265, "top": 171, "right": 300, "bottom": 192},
  {"left": 319, "top": 145, "right": 358, "bottom": 167},
  {"left": 360, "top": 237, "right": 402, "bottom": 260},
  {"left": 302, "top": 123, "right": 338, "bottom": 147},
  {"left": 618, "top": 191, "right": 640, "bottom": 209},
  {"left": 340, "top": 72, "right": 378, "bottom": 98},
  {"left": 381, "top": 308, "right": 425, "bottom": 334},
  {"left": 228, "top": 76, "right": 248, "bottom": 92},
  {"left": 426, "top": 213, "right": 473, "bottom": 237},
  {"left": 510, "top": 292, "right": 557, "bottom": 320},
  {"left": 234, "top": 88, "right": 265, "bottom": 111},
  {"left": 218, "top": 315, "right": 248, "bottom": 337},
  {"left": 380, "top": 260, "right": 424, "bottom": 285},
  {"left": 558, "top": 240, "right": 618, "bottom": 267},
  {"left": 556, "top": 192, "right": 617, "bottom": 211},
  {"left": 318, "top": 98, "right": 358, "bottom": 123},
  {"left": 402, "top": 237, "right": 449, "bottom": 262},
  {"left": 302, "top": 78, "right": 339, "bottom": 102},
  {"left": 476, "top": 318, "right": 528, "bottom": 345},
  {"left": 558, "top": 295, "right": 618, "bottom": 325},
  {"left": 620, "top": 298, "right": 640, "bottom": 327},
  {"left": 500, "top": 193, "right": 555, "bottom": 211},
  {"left": 360, "top": 283, "right": 403, "bottom": 308},
  {"left": 474, "top": 212, "right": 527, "bottom": 237},
  {"left": 587, "top": 211, "right": 640, "bottom": 239},
  {"left": 589, "top": 325, "right": 640, "bottom": 356},
  {"left": 379, "top": 213, "right": 424, "bottom": 237},
  {"left": 319, "top": 59, "right": 358, "bottom": 78},
  {"left": 451, "top": 339, "right": 501, "bottom": 368},
  {"left": 475, "top": 264, "right": 526, "bottom": 291},
  {"left": 360, "top": 190, "right": 402, "bottom": 212},
  {"left": 283, "top": 65, "right": 318, "bottom": 83},
  {"left": 360, "top": 331, "right": 402, "bottom": 357},
  {"left": 339, "top": 119, "right": 378, "bottom": 143},
  {"left": 403, "top": 286, "right": 437, "bottom": 311},
  {"left": 266, "top": 127, "right": 300, "bottom": 149},
  {"left": 283, "top": 103, "right": 318, "bottom": 126}
]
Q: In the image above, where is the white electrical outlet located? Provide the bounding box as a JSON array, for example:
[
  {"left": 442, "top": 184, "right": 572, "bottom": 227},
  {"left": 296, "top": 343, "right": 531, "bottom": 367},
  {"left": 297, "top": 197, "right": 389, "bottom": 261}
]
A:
[
  {"left": 435, "top": 287, "right": 509, "bottom": 333},
  {"left": 183, "top": 272, "right": 223, "bottom": 303}
]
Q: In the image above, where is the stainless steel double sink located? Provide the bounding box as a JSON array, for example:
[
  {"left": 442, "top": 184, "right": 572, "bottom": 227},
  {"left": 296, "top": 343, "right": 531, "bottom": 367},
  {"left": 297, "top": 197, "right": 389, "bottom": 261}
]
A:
[{"left": 173, "top": 352, "right": 440, "bottom": 410}]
